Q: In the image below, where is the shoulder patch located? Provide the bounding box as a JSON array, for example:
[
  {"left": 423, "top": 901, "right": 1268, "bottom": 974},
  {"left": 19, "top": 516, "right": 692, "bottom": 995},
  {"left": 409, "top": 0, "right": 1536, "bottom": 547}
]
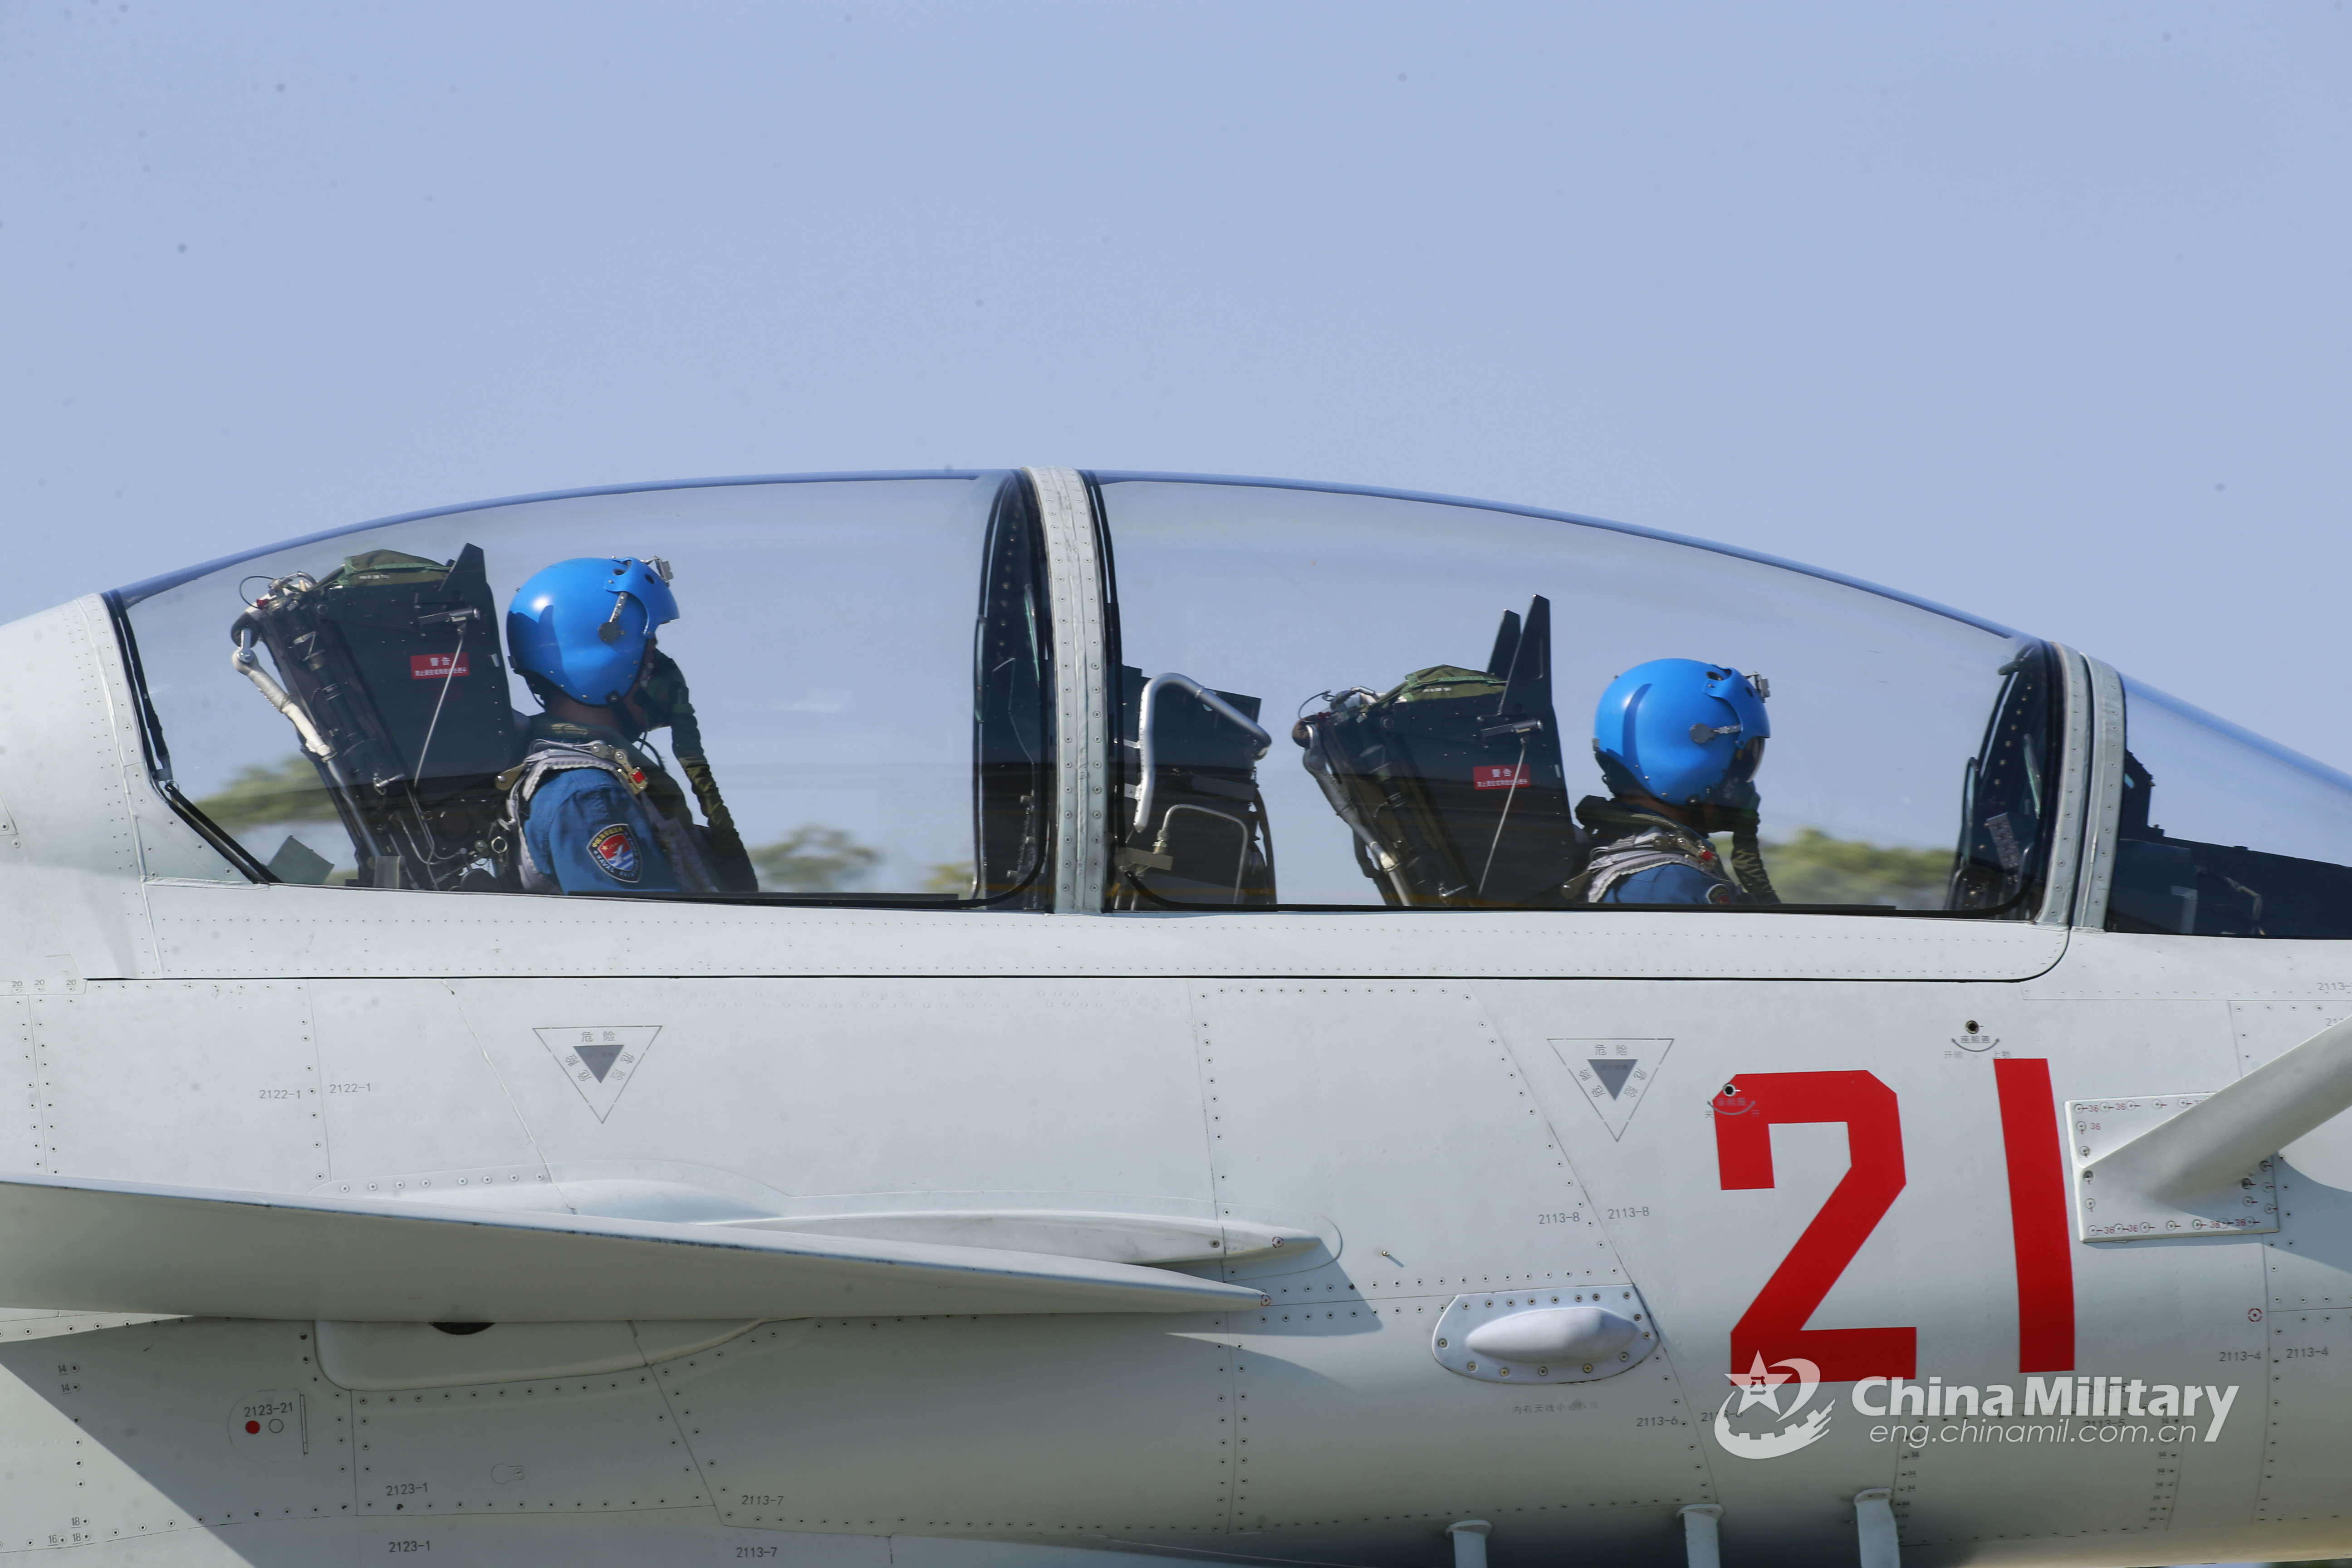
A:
[{"left": 588, "top": 823, "right": 641, "bottom": 884}]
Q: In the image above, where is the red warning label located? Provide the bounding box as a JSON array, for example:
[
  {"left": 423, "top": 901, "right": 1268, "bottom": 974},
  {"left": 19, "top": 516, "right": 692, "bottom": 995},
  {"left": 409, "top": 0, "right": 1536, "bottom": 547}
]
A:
[
  {"left": 1473, "top": 763, "right": 1529, "bottom": 789},
  {"left": 411, "top": 653, "right": 471, "bottom": 680}
]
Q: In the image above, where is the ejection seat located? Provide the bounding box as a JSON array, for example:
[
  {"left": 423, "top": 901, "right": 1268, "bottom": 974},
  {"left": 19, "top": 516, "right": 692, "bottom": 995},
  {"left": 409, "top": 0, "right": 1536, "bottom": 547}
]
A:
[
  {"left": 1111, "top": 667, "right": 1278, "bottom": 908},
  {"left": 227, "top": 545, "right": 521, "bottom": 890},
  {"left": 1294, "top": 594, "right": 1584, "bottom": 906}
]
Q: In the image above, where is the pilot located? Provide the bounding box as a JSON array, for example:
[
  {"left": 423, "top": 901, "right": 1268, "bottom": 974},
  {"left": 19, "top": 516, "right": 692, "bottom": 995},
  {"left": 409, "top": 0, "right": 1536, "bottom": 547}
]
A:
[
  {"left": 501, "top": 556, "right": 751, "bottom": 896},
  {"left": 1568, "top": 658, "right": 1780, "bottom": 906}
]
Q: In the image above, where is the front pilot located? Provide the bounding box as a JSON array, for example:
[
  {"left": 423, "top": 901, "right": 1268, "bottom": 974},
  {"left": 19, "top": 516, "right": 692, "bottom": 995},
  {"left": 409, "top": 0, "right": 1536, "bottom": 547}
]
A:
[
  {"left": 502, "top": 555, "right": 723, "bottom": 895},
  {"left": 1570, "top": 658, "right": 1778, "bottom": 906}
]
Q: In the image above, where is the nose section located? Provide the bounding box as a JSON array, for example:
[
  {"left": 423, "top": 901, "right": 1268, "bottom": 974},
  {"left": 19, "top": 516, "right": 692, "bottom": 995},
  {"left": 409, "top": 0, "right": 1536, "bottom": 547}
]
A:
[{"left": 0, "top": 594, "right": 258, "bottom": 990}]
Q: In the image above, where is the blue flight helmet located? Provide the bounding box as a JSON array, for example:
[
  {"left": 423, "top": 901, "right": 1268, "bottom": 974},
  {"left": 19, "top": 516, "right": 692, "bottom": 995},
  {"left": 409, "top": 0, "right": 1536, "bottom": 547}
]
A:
[
  {"left": 506, "top": 556, "right": 680, "bottom": 707},
  {"left": 1592, "top": 658, "right": 1771, "bottom": 808}
]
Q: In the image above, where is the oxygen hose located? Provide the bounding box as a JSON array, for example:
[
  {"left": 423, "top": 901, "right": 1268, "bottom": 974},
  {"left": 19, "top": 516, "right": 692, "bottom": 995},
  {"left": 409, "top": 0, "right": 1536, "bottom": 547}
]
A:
[
  {"left": 679, "top": 760, "right": 750, "bottom": 865},
  {"left": 636, "top": 651, "right": 756, "bottom": 892},
  {"left": 1728, "top": 823, "right": 1782, "bottom": 905}
]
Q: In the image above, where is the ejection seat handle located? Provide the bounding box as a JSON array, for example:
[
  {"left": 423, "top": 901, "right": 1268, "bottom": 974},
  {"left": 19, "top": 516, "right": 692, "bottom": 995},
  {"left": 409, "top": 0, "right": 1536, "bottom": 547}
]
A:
[
  {"left": 1677, "top": 1503, "right": 1723, "bottom": 1568},
  {"left": 1854, "top": 1488, "right": 1900, "bottom": 1568},
  {"left": 1445, "top": 1520, "right": 1490, "bottom": 1568}
]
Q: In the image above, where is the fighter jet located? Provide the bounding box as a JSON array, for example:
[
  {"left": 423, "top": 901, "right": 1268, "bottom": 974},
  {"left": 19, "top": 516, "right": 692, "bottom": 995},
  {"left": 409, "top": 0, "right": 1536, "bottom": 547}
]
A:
[{"left": 0, "top": 466, "right": 2346, "bottom": 1568}]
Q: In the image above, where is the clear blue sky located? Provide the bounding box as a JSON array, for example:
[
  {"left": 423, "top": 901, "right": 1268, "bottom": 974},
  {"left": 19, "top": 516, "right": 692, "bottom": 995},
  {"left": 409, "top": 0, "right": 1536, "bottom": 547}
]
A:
[{"left": 4, "top": 3, "right": 2346, "bottom": 769}]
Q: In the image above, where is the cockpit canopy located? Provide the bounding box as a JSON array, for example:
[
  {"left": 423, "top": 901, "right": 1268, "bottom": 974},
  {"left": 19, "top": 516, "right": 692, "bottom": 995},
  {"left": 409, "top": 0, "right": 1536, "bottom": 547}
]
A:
[
  {"left": 1092, "top": 475, "right": 2057, "bottom": 916},
  {"left": 107, "top": 468, "right": 2350, "bottom": 933},
  {"left": 119, "top": 474, "right": 1055, "bottom": 905},
  {"left": 2102, "top": 678, "right": 2352, "bottom": 938}
]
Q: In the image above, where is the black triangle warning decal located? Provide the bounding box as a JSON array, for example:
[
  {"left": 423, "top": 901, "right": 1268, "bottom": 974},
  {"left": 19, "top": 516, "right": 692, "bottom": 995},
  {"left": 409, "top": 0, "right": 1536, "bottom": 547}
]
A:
[
  {"left": 574, "top": 1043, "right": 624, "bottom": 1083},
  {"left": 534, "top": 1026, "right": 661, "bottom": 1122},
  {"left": 1588, "top": 1058, "right": 1637, "bottom": 1099},
  {"left": 1547, "top": 1038, "right": 1673, "bottom": 1141}
]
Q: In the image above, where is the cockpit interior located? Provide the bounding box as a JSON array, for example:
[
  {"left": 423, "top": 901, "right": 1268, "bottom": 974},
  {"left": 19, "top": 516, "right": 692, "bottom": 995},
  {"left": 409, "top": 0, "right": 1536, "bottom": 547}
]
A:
[{"left": 106, "top": 469, "right": 2352, "bottom": 935}]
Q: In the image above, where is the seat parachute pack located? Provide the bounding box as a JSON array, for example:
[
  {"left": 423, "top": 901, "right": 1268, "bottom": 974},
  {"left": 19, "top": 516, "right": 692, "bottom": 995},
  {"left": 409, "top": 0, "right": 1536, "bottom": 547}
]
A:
[
  {"left": 231, "top": 545, "right": 518, "bottom": 890},
  {"left": 1296, "top": 595, "right": 1583, "bottom": 906},
  {"left": 1113, "top": 667, "right": 1277, "bottom": 907}
]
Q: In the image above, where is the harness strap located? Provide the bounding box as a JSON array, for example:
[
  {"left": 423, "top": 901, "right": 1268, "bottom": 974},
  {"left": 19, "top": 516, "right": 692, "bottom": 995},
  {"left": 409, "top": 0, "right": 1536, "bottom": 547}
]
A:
[{"left": 1569, "top": 825, "right": 1742, "bottom": 905}]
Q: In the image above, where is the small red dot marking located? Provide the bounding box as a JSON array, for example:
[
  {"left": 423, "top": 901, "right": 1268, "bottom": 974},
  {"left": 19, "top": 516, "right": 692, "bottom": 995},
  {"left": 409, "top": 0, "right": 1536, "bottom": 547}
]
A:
[{"left": 245, "top": 1421, "right": 260, "bottom": 1434}]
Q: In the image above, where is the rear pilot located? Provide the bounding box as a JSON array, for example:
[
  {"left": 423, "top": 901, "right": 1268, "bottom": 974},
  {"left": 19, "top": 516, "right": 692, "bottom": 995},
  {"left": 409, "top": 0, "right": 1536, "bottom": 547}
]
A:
[{"left": 1570, "top": 658, "right": 1778, "bottom": 905}]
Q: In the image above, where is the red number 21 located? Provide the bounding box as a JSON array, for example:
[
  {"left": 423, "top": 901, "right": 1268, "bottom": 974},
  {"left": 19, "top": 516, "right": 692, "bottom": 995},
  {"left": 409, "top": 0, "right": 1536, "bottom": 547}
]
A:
[{"left": 1712, "top": 1062, "right": 2076, "bottom": 1380}]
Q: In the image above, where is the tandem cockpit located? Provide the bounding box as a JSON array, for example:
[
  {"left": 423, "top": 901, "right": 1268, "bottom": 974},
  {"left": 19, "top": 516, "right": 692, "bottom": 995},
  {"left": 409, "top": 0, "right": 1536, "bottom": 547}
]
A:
[{"left": 107, "top": 470, "right": 2352, "bottom": 935}]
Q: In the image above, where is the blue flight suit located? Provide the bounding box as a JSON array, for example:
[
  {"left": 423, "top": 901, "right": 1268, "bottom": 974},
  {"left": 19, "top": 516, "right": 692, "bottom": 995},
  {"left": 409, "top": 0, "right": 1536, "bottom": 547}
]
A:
[
  {"left": 523, "top": 769, "right": 683, "bottom": 894},
  {"left": 516, "top": 717, "right": 689, "bottom": 895},
  {"left": 1572, "top": 795, "right": 1748, "bottom": 905},
  {"left": 1599, "top": 860, "right": 1740, "bottom": 905}
]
